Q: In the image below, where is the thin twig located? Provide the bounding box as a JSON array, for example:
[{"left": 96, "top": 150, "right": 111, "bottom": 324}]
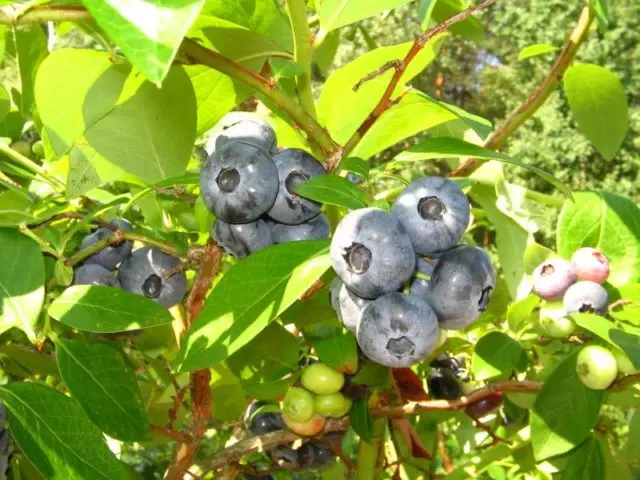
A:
[
  {"left": 335, "top": 0, "right": 497, "bottom": 169},
  {"left": 449, "top": 2, "right": 594, "bottom": 177}
]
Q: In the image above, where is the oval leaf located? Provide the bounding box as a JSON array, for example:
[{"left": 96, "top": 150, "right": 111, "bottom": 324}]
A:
[
  {"left": 472, "top": 331, "right": 527, "bottom": 380},
  {"left": 0, "top": 383, "right": 129, "bottom": 480},
  {"left": 518, "top": 43, "right": 560, "bottom": 60},
  {"left": 56, "top": 338, "right": 151, "bottom": 441},
  {"left": 319, "top": 0, "right": 412, "bottom": 31},
  {"left": 175, "top": 240, "right": 332, "bottom": 372},
  {"left": 47, "top": 285, "right": 175, "bottom": 333},
  {"left": 564, "top": 63, "right": 628, "bottom": 160},
  {"left": 0, "top": 229, "right": 44, "bottom": 341},
  {"left": 397, "top": 136, "right": 571, "bottom": 197},
  {"left": 560, "top": 435, "right": 605, "bottom": 480},
  {"left": 557, "top": 191, "right": 640, "bottom": 286},
  {"left": 531, "top": 352, "right": 603, "bottom": 461},
  {"left": 83, "top": 0, "right": 205, "bottom": 84},
  {"left": 295, "top": 175, "right": 368, "bottom": 210}
]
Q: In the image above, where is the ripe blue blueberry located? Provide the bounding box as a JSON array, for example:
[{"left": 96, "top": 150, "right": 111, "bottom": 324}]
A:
[
  {"left": 266, "top": 148, "right": 325, "bottom": 225},
  {"left": 205, "top": 117, "right": 276, "bottom": 156},
  {"left": 244, "top": 401, "right": 285, "bottom": 436},
  {"left": 563, "top": 280, "right": 609, "bottom": 315},
  {"left": 212, "top": 218, "right": 272, "bottom": 259},
  {"left": 346, "top": 172, "right": 363, "bottom": 185},
  {"left": 0, "top": 429, "right": 11, "bottom": 480},
  {"left": 200, "top": 141, "right": 279, "bottom": 223},
  {"left": 81, "top": 217, "right": 133, "bottom": 269},
  {"left": 392, "top": 177, "right": 470, "bottom": 255},
  {"left": 427, "top": 368, "right": 462, "bottom": 400},
  {"left": 272, "top": 445, "right": 300, "bottom": 466},
  {"left": 329, "top": 279, "right": 371, "bottom": 333},
  {"left": 298, "top": 441, "right": 335, "bottom": 469},
  {"left": 270, "top": 214, "right": 330, "bottom": 243},
  {"left": 357, "top": 292, "right": 440, "bottom": 368},
  {"left": 118, "top": 247, "right": 187, "bottom": 308},
  {"left": 73, "top": 264, "right": 120, "bottom": 287},
  {"left": 424, "top": 245, "right": 495, "bottom": 330},
  {"left": 532, "top": 258, "right": 577, "bottom": 300},
  {"left": 330, "top": 208, "right": 415, "bottom": 299}
]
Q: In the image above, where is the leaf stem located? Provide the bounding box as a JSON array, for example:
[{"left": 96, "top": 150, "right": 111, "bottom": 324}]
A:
[
  {"left": 181, "top": 38, "right": 338, "bottom": 159},
  {"left": 0, "top": 5, "right": 90, "bottom": 24},
  {"left": 0, "top": 140, "right": 65, "bottom": 192},
  {"left": 357, "top": 417, "right": 386, "bottom": 480},
  {"left": 449, "top": 2, "right": 595, "bottom": 176},
  {"left": 336, "top": 0, "right": 497, "bottom": 170},
  {"left": 286, "top": 0, "right": 317, "bottom": 119}
]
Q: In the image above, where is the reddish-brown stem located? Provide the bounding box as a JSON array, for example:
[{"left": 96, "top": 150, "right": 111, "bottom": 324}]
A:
[
  {"left": 449, "top": 3, "right": 594, "bottom": 177},
  {"left": 164, "top": 239, "right": 223, "bottom": 480},
  {"left": 151, "top": 425, "right": 192, "bottom": 443},
  {"left": 437, "top": 429, "right": 453, "bottom": 474},
  {"left": 335, "top": 0, "right": 497, "bottom": 169}
]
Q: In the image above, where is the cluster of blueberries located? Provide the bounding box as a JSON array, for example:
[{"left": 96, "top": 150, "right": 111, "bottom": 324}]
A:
[
  {"left": 532, "top": 247, "right": 610, "bottom": 337},
  {"left": 72, "top": 218, "right": 186, "bottom": 308},
  {"left": 242, "top": 362, "right": 353, "bottom": 471},
  {"left": 532, "top": 248, "right": 638, "bottom": 390},
  {"left": 427, "top": 353, "right": 471, "bottom": 401},
  {"left": 0, "top": 405, "right": 12, "bottom": 480},
  {"left": 330, "top": 178, "right": 495, "bottom": 368},
  {"left": 199, "top": 117, "right": 329, "bottom": 258}
]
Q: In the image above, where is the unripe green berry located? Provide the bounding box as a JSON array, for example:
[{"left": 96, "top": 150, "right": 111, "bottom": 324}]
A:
[
  {"left": 282, "top": 387, "right": 315, "bottom": 422},
  {"left": 314, "top": 392, "right": 352, "bottom": 418},
  {"left": 576, "top": 345, "right": 618, "bottom": 390},
  {"left": 301, "top": 363, "right": 345, "bottom": 394}
]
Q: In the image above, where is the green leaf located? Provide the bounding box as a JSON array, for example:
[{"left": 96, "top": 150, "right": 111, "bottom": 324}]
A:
[
  {"left": 627, "top": 410, "right": 640, "bottom": 462},
  {"left": 186, "top": 64, "right": 253, "bottom": 136},
  {"left": 226, "top": 322, "right": 300, "bottom": 383},
  {"left": 592, "top": 0, "right": 612, "bottom": 30},
  {"left": 518, "top": 44, "right": 560, "bottom": 60},
  {"left": 472, "top": 331, "right": 527, "bottom": 380},
  {"left": 0, "top": 229, "right": 44, "bottom": 341},
  {"left": 351, "top": 361, "right": 390, "bottom": 387},
  {"left": 35, "top": 49, "right": 196, "bottom": 195},
  {"left": 196, "top": 0, "right": 292, "bottom": 51},
  {"left": 563, "top": 64, "right": 628, "bottom": 160},
  {"left": 4, "top": 26, "right": 47, "bottom": 115},
  {"left": 530, "top": 352, "right": 603, "bottom": 461},
  {"left": 507, "top": 294, "right": 539, "bottom": 331},
  {"left": 317, "top": 35, "right": 449, "bottom": 145},
  {"left": 429, "top": 0, "right": 485, "bottom": 41},
  {"left": 349, "top": 398, "right": 374, "bottom": 443},
  {"left": 397, "top": 136, "right": 571, "bottom": 197},
  {"left": 294, "top": 175, "right": 368, "bottom": 210},
  {"left": 48, "top": 285, "right": 175, "bottom": 333},
  {"left": 339, "top": 157, "right": 369, "bottom": 178},
  {"left": 319, "top": 0, "right": 412, "bottom": 31},
  {"left": 352, "top": 92, "right": 491, "bottom": 161},
  {"left": 0, "top": 382, "right": 129, "bottom": 480},
  {"left": 305, "top": 324, "right": 359, "bottom": 374},
  {"left": 241, "top": 373, "right": 300, "bottom": 401},
  {"left": 83, "top": 0, "right": 205, "bottom": 85},
  {"left": 557, "top": 191, "right": 640, "bottom": 286},
  {"left": 471, "top": 184, "right": 532, "bottom": 299},
  {"left": 610, "top": 284, "right": 640, "bottom": 325},
  {"left": 56, "top": 338, "right": 151, "bottom": 441},
  {"left": 560, "top": 436, "right": 605, "bottom": 480},
  {"left": 313, "top": 29, "right": 340, "bottom": 76},
  {"left": 571, "top": 313, "right": 640, "bottom": 369},
  {"left": 269, "top": 58, "right": 304, "bottom": 80},
  {"left": 175, "top": 240, "right": 332, "bottom": 372},
  {"left": 0, "top": 84, "right": 10, "bottom": 122}
]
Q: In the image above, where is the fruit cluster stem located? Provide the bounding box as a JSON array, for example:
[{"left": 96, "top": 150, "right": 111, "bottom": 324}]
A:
[
  {"left": 0, "top": 140, "right": 65, "bottom": 192},
  {"left": 449, "top": 2, "right": 595, "bottom": 177},
  {"left": 286, "top": 0, "right": 318, "bottom": 119}
]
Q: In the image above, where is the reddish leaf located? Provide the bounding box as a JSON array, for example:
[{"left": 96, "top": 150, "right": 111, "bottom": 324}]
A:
[{"left": 392, "top": 368, "right": 430, "bottom": 402}]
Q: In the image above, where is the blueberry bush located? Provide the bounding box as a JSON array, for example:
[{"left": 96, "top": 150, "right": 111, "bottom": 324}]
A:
[{"left": 0, "top": 1, "right": 638, "bottom": 479}]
